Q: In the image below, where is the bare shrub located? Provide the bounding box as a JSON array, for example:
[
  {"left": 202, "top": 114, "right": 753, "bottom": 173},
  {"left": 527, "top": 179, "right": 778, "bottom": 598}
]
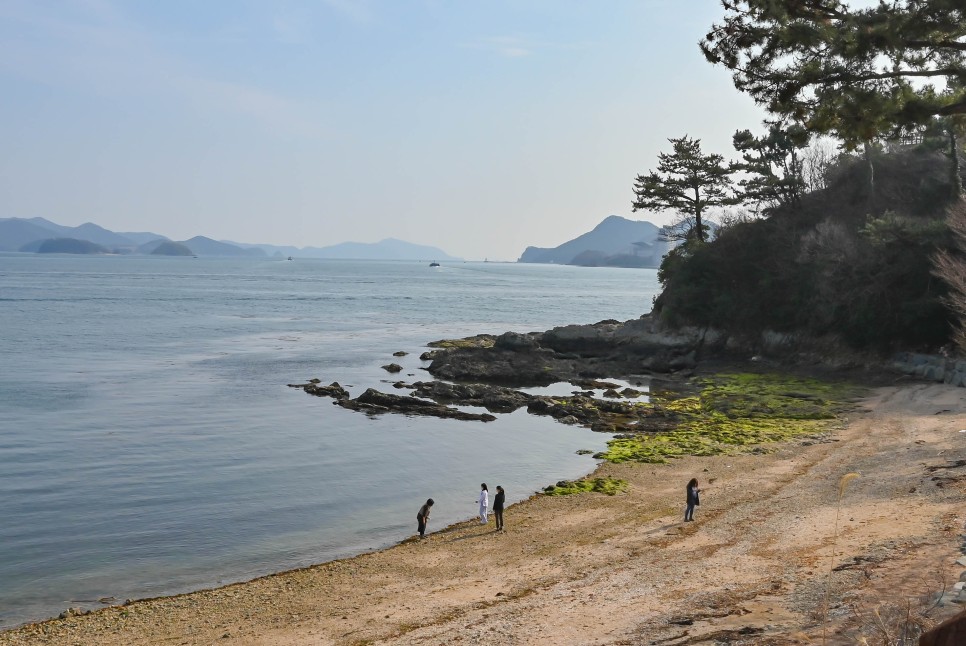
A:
[
  {"left": 802, "top": 137, "right": 837, "bottom": 194},
  {"left": 933, "top": 198, "right": 966, "bottom": 352}
]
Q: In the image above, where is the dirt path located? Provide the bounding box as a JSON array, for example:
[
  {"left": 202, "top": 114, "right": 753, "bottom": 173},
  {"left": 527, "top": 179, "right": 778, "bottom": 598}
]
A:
[{"left": 3, "top": 382, "right": 966, "bottom": 645}]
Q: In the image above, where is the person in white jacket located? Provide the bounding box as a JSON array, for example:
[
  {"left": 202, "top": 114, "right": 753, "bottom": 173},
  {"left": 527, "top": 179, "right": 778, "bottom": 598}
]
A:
[{"left": 478, "top": 483, "right": 489, "bottom": 524}]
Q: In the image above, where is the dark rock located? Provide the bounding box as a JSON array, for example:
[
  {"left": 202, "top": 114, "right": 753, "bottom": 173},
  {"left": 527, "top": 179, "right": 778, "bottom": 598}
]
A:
[
  {"left": 424, "top": 315, "right": 716, "bottom": 386},
  {"left": 289, "top": 381, "right": 350, "bottom": 400},
  {"left": 338, "top": 388, "right": 497, "bottom": 422},
  {"left": 640, "top": 352, "right": 672, "bottom": 373},
  {"left": 428, "top": 347, "right": 578, "bottom": 386},
  {"left": 392, "top": 351, "right": 408, "bottom": 357},
  {"left": 411, "top": 381, "right": 533, "bottom": 413},
  {"left": 572, "top": 378, "right": 621, "bottom": 389},
  {"left": 494, "top": 331, "right": 540, "bottom": 351},
  {"left": 382, "top": 363, "right": 403, "bottom": 373},
  {"left": 419, "top": 350, "right": 439, "bottom": 361},
  {"left": 602, "top": 389, "right": 621, "bottom": 398},
  {"left": 668, "top": 351, "right": 697, "bottom": 370}
]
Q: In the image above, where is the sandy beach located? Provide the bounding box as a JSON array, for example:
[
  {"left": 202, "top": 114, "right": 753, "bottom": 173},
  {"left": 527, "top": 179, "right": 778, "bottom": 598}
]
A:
[{"left": 3, "top": 380, "right": 966, "bottom": 645}]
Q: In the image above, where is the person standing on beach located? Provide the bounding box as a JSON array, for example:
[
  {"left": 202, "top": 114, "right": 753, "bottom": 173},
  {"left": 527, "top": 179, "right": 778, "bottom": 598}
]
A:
[
  {"left": 493, "top": 485, "right": 505, "bottom": 531},
  {"left": 417, "top": 498, "right": 434, "bottom": 538},
  {"left": 685, "top": 478, "right": 700, "bottom": 522},
  {"left": 478, "top": 483, "right": 489, "bottom": 525}
]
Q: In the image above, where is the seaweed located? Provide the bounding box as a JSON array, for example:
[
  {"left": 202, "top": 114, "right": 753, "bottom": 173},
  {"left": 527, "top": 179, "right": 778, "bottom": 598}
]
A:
[{"left": 598, "top": 372, "right": 864, "bottom": 464}]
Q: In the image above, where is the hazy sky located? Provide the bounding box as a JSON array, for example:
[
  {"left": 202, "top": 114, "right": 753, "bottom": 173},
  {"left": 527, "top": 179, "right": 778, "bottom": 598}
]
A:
[{"left": 0, "top": 0, "right": 767, "bottom": 260}]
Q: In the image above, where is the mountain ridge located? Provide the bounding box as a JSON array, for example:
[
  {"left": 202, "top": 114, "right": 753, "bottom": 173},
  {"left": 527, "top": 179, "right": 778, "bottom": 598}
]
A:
[
  {"left": 0, "top": 217, "right": 461, "bottom": 260},
  {"left": 518, "top": 215, "right": 669, "bottom": 268}
]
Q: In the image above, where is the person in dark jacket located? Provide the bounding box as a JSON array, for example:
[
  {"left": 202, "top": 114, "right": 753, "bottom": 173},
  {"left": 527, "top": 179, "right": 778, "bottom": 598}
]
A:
[
  {"left": 493, "top": 485, "right": 506, "bottom": 531},
  {"left": 685, "top": 479, "right": 700, "bottom": 522},
  {"left": 417, "top": 498, "right": 434, "bottom": 538}
]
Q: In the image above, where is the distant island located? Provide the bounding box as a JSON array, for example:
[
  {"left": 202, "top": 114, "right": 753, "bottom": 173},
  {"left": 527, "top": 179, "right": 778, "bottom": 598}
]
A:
[
  {"left": 35, "top": 238, "right": 108, "bottom": 254},
  {"left": 517, "top": 215, "right": 670, "bottom": 268},
  {"left": 0, "top": 217, "right": 462, "bottom": 261},
  {"left": 151, "top": 241, "right": 194, "bottom": 256},
  {"left": 1, "top": 214, "right": 672, "bottom": 264}
]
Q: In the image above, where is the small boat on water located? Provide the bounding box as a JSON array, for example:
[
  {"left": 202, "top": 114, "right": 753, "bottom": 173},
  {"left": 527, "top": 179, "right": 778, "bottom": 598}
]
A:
[{"left": 429, "top": 261, "right": 440, "bottom": 267}]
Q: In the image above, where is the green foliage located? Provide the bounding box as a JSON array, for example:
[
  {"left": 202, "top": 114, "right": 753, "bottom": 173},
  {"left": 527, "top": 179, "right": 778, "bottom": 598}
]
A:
[
  {"left": 732, "top": 122, "right": 809, "bottom": 212},
  {"left": 632, "top": 136, "right": 736, "bottom": 242},
  {"left": 701, "top": 0, "right": 966, "bottom": 148},
  {"left": 657, "top": 217, "right": 809, "bottom": 335},
  {"left": 815, "top": 210, "right": 952, "bottom": 349},
  {"left": 543, "top": 477, "right": 628, "bottom": 496},
  {"left": 600, "top": 373, "right": 859, "bottom": 464},
  {"left": 655, "top": 145, "right": 957, "bottom": 351}
]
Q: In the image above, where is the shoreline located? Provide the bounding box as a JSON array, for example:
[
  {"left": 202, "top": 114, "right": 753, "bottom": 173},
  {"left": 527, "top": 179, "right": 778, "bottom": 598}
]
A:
[
  {"left": 3, "top": 379, "right": 966, "bottom": 644},
  {"left": 0, "top": 411, "right": 611, "bottom": 633},
  {"left": 0, "top": 453, "right": 606, "bottom": 634}
]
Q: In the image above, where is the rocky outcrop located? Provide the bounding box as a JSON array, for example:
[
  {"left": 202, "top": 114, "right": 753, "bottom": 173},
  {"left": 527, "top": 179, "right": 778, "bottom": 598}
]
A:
[
  {"left": 288, "top": 380, "right": 350, "bottom": 400},
  {"left": 290, "top": 380, "right": 499, "bottom": 421},
  {"left": 289, "top": 373, "right": 678, "bottom": 431},
  {"left": 427, "top": 346, "right": 579, "bottom": 386},
  {"left": 291, "top": 314, "right": 919, "bottom": 430},
  {"left": 427, "top": 316, "right": 705, "bottom": 385},
  {"left": 411, "top": 381, "right": 534, "bottom": 413},
  {"left": 337, "top": 388, "right": 497, "bottom": 422},
  {"left": 892, "top": 352, "right": 966, "bottom": 387}
]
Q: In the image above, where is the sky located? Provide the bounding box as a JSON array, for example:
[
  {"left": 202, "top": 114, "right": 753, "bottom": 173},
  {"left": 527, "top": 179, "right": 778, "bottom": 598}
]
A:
[{"left": 0, "top": 0, "right": 768, "bottom": 260}]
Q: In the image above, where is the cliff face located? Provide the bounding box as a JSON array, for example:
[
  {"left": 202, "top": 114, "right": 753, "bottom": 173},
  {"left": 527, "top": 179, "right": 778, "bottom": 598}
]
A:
[{"left": 518, "top": 215, "right": 669, "bottom": 267}]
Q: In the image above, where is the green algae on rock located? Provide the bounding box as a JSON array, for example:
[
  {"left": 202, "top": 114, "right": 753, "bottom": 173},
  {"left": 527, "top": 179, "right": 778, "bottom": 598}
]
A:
[
  {"left": 600, "top": 372, "right": 864, "bottom": 464},
  {"left": 543, "top": 476, "right": 628, "bottom": 496},
  {"left": 426, "top": 335, "right": 496, "bottom": 349}
]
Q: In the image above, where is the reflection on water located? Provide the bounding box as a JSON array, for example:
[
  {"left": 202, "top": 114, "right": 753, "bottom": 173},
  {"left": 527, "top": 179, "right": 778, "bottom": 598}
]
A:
[{"left": 520, "top": 377, "right": 651, "bottom": 403}]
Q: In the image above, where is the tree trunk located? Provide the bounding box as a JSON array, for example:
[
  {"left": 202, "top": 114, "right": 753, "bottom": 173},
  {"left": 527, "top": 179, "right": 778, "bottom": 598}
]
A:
[
  {"left": 863, "top": 141, "right": 875, "bottom": 192},
  {"left": 694, "top": 187, "right": 704, "bottom": 242},
  {"left": 863, "top": 141, "right": 875, "bottom": 212},
  {"left": 949, "top": 126, "right": 962, "bottom": 200}
]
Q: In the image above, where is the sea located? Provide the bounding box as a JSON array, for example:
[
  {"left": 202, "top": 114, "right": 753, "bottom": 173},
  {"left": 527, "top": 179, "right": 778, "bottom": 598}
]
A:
[{"left": 0, "top": 254, "right": 661, "bottom": 629}]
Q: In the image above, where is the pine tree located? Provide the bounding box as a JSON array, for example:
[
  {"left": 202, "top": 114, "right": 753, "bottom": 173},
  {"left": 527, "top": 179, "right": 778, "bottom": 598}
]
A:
[
  {"left": 701, "top": 0, "right": 966, "bottom": 148},
  {"left": 731, "top": 122, "right": 809, "bottom": 212},
  {"left": 632, "top": 136, "right": 735, "bottom": 243}
]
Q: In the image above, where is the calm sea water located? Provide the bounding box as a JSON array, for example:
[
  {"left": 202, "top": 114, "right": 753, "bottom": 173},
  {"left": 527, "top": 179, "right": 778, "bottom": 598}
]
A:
[{"left": 0, "top": 254, "right": 660, "bottom": 628}]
